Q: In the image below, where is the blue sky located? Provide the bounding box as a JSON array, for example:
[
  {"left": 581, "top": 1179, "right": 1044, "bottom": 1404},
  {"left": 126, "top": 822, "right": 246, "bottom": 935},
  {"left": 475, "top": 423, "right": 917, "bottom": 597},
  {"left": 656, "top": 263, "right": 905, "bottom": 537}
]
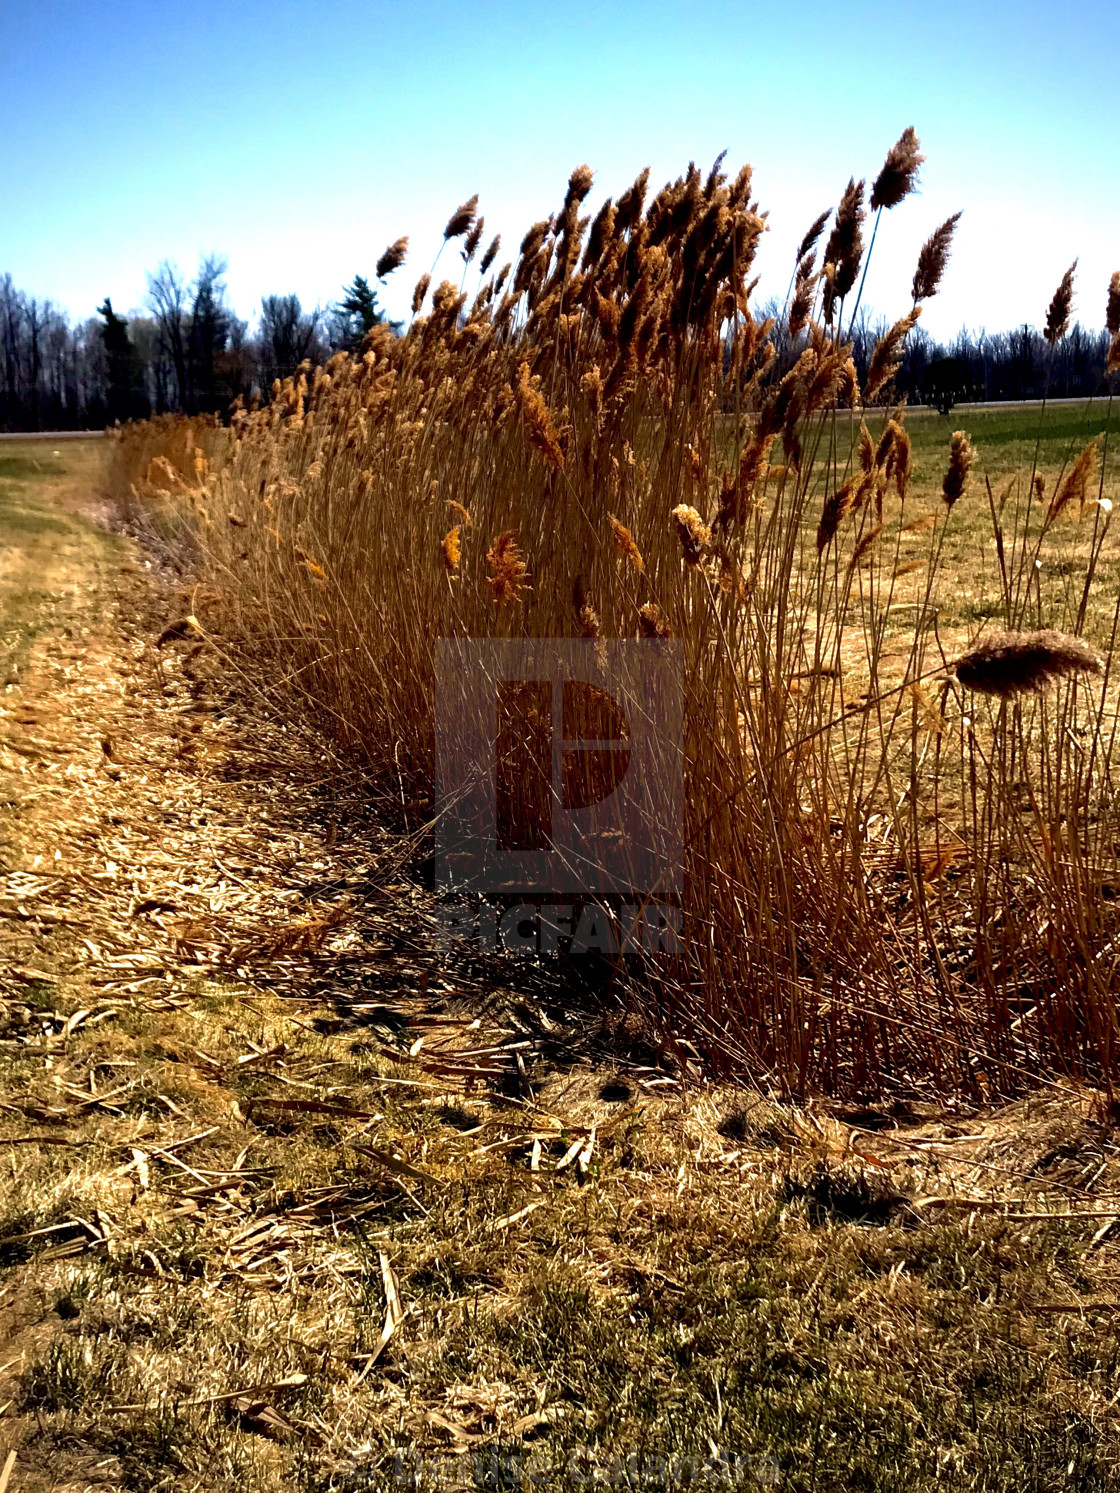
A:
[{"left": 1, "top": 0, "right": 1117, "bottom": 341}]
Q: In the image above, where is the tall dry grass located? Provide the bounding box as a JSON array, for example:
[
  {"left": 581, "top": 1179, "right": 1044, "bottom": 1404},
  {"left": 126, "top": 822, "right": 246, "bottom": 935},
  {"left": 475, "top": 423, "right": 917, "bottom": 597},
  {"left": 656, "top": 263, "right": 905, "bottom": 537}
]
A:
[{"left": 109, "top": 140, "right": 1120, "bottom": 1102}]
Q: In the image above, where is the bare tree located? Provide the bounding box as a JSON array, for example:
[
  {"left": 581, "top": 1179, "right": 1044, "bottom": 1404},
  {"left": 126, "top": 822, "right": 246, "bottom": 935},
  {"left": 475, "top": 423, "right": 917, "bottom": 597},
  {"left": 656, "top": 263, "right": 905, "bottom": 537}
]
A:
[
  {"left": 146, "top": 261, "right": 189, "bottom": 411},
  {"left": 257, "top": 294, "right": 324, "bottom": 387}
]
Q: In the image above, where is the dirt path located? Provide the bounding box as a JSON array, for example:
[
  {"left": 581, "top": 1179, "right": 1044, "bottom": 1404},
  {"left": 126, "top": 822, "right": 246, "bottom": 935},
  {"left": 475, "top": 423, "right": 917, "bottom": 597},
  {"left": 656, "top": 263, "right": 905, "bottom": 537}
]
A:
[
  {"left": 0, "top": 444, "right": 602, "bottom": 1488},
  {"left": 1, "top": 444, "right": 1120, "bottom": 1491}
]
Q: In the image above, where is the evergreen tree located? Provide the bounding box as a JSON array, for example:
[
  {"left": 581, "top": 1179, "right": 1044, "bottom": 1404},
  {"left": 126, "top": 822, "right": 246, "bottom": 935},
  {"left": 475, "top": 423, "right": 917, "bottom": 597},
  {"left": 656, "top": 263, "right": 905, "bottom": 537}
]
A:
[
  {"left": 97, "top": 298, "right": 146, "bottom": 423},
  {"left": 332, "top": 275, "right": 401, "bottom": 350},
  {"left": 188, "top": 256, "right": 231, "bottom": 414}
]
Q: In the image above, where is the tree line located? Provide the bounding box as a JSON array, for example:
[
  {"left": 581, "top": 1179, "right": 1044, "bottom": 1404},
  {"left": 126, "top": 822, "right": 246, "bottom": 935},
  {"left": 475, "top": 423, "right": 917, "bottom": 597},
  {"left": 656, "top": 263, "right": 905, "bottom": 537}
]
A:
[
  {"left": 757, "top": 302, "right": 1116, "bottom": 414},
  {"left": 851, "top": 318, "right": 1115, "bottom": 411},
  {"left": 3, "top": 254, "right": 1117, "bottom": 432},
  {"left": 0, "top": 256, "right": 394, "bottom": 432}
]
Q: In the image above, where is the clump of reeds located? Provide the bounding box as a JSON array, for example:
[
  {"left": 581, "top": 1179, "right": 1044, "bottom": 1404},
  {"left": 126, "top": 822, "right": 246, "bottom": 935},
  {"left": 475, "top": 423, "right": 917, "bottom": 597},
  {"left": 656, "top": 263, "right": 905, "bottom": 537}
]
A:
[{"left": 108, "top": 142, "right": 1120, "bottom": 1107}]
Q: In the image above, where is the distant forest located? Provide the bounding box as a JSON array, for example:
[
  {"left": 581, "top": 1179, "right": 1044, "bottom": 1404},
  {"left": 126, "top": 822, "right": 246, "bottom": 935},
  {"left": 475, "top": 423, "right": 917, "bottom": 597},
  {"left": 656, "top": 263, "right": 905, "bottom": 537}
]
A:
[
  {"left": 1, "top": 256, "right": 1116, "bottom": 432},
  {"left": 0, "top": 256, "right": 394, "bottom": 432}
]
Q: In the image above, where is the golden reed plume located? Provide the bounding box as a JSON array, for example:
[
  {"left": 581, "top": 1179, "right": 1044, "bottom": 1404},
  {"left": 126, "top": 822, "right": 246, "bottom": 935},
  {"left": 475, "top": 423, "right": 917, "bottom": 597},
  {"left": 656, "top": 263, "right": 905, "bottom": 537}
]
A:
[
  {"left": 795, "top": 209, "right": 831, "bottom": 263},
  {"left": 608, "top": 515, "right": 644, "bottom": 572},
  {"left": 1044, "top": 261, "right": 1077, "bottom": 345},
  {"left": 573, "top": 578, "right": 601, "bottom": 637},
  {"left": 870, "top": 127, "right": 924, "bottom": 211},
  {"left": 516, "top": 362, "right": 565, "bottom": 469},
  {"left": 443, "top": 194, "right": 479, "bottom": 241},
  {"left": 865, "top": 307, "right": 921, "bottom": 400},
  {"left": 461, "top": 216, "right": 485, "bottom": 263},
  {"left": 411, "top": 274, "right": 431, "bottom": 313},
  {"left": 441, "top": 527, "right": 461, "bottom": 573},
  {"left": 638, "top": 602, "right": 672, "bottom": 639},
  {"left": 671, "top": 504, "right": 711, "bottom": 564},
  {"left": 942, "top": 430, "right": 974, "bottom": 508},
  {"left": 954, "top": 630, "right": 1101, "bottom": 698},
  {"left": 375, "top": 237, "right": 409, "bottom": 279},
  {"left": 822, "top": 178, "right": 866, "bottom": 314},
  {"left": 486, "top": 531, "right": 529, "bottom": 605},
  {"left": 1107, "top": 271, "right": 1120, "bottom": 374},
  {"left": 817, "top": 475, "right": 861, "bottom": 551},
  {"left": 912, "top": 214, "right": 961, "bottom": 302},
  {"left": 1107, "top": 271, "right": 1120, "bottom": 336},
  {"left": 788, "top": 254, "right": 818, "bottom": 338},
  {"left": 1047, "top": 439, "right": 1100, "bottom": 524}
]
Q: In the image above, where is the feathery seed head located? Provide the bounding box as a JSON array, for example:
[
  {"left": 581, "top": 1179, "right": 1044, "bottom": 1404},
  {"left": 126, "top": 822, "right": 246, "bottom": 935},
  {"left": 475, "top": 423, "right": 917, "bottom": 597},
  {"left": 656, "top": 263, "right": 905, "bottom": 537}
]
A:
[
  {"left": 874, "top": 422, "right": 896, "bottom": 470},
  {"left": 444, "top": 194, "right": 479, "bottom": 241},
  {"left": 608, "top": 514, "right": 645, "bottom": 572},
  {"left": 565, "top": 164, "right": 595, "bottom": 207},
  {"left": 515, "top": 361, "right": 565, "bottom": 469},
  {"left": 796, "top": 209, "right": 831, "bottom": 263},
  {"left": 788, "top": 252, "right": 818, "bottom": 337},
  {"left": 411, "top": 274, "right": 431, "bottom": 314},
  {"left": 615, "top": 169, "right": 650, "bottom": 235},
  {"left": 638, "top": 602, "right": 672, "bottom": 639},
  {"left": 486, "top": 531, "right": 530, "bottom": 606},
  {"left": 375, "top": 236, "right": 409, "bottom": 279},
  {"left": 462, "top": 216, "right": 485, "bottom": 263},
  {"left": 671, "top": 504, "right": 711, "bottom": 565},
  {"left": 870, "top": 127, "right": 924, "bottom": 211},
  {"left": 727, "top": 162, "right": 753, "bottom": 207},
  {"left": 823, "top": 179, "right": 866, "bottom": 300},
  {"left": 942, "top": 430, "right": 974, "bottom": 508},
  {"left": 479, "top": 235, "right": 501, "bottom": 275},
  {"left": 1044, "top": 260, "right": 1077, "bottom": 345},
  {"left": 817, "top": 475, "right": 861, "bottom": 551},
  {"left": 441, "top": 527, "right": 461, "bottom": 573},
  {"left": 837, "top": 357, "right": 859, "bottom": 407},
  {"left": 1047, "top": 439, "right": 1100, "bottom": 524},
  {"left": 1106, "top": 271, "right": 1120, "bottom": 336},
  {"left": 954, "top": 629, "right": 1102, "bottom": 698},
  {"left": 573, "top": 578, "right": 601, "bottom": 638},
  {"left": 912, "top": 213, "right": 961, "bottom": 301},
  {"left": 704, "top": 149, "right": 729, "bottom": 197},
  {"left": 865, "top": 307, "right": 921, "bottom": 400}
]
